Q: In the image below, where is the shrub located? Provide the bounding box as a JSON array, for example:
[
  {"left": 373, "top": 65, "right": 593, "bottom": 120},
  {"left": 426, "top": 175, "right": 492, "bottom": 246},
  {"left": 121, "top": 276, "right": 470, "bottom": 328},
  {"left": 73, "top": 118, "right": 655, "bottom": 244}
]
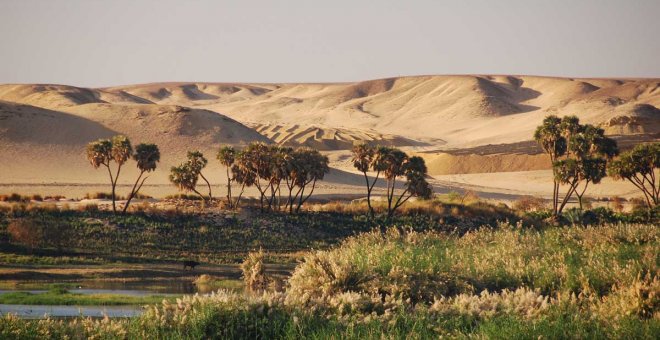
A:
[
  {"left": 460, "top": 190, "right": 480, "bottom": 205},
  {"left": 240, "top": 249, "right": 269, "bottom": 293},
  {"left": 84, "top": 192, "right": 125, "bottom": 200},
  {"left": 630, "top": 197, "right": 648, "bottom": 212},
  {"left": 78, "top": 203, "right": 99, "bottom": 213},
  {"left": 44, "top": 195, "right": 66, "bottom": 201},
  {"left": 0, "top": 193, "right": 29, "bottom": 202},
  {"left": 610, "top": 196, "right": 626, "bottom": 212},
  {"left": 6, "top": 218, "right": 72, "bottom": 251},
  {"left": 444, "top": 191, "right": 462, "bottom": 203},
  {"left": 581, "top": 207, "right": 617, "bottom": 225},
  {"left": 164, "top": 193, "right": 203, "bottom": 201},
  {"left": 7, "top": 219, "right": 43, "bottom": 249}
]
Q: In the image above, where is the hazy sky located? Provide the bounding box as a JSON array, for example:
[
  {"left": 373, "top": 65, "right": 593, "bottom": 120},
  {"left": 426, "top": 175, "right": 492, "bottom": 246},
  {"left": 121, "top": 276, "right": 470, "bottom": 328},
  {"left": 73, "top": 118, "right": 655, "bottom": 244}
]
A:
[{"left": 1, "top": 0, "right": 658, "bottom": 87}]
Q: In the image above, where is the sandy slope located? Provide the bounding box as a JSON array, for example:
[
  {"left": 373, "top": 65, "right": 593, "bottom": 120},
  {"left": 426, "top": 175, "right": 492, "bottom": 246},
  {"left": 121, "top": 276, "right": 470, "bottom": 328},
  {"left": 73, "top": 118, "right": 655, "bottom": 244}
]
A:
[
  {"left": 0, "top": 75, "right": 658, "bottom": 200},
  {"left": 102, "top": 76, "right": 660, "bottom": 147}
]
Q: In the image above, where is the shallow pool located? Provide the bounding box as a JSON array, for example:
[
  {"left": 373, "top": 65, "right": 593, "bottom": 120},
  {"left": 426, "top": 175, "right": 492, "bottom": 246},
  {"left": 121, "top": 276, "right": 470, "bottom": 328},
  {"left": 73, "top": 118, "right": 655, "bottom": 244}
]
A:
[{"left": 0, "top": 304, "right": 143, "bottom": 318}]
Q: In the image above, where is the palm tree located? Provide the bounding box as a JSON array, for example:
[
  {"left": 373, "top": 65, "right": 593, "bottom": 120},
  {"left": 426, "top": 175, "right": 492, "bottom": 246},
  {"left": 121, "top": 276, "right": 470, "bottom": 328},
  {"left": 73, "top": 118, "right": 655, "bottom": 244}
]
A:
[
  {"left": 241, "top": 143, "right": 273, "bottom": 211},
  {"left": 86, "top": 135, "right": 132, "bottom": 214},
  {"left": 266, "top": 146, "right": 290, "bottom": 211},
  {"left": 169, "top": 164, "right": 204, "bottom": 199},
  {"left": 186, "top": 151, "right": 212, "bottom": 200},
  {"left": 123, "top": 143, "right": 160, "bottom": 212},
  {"left": 293, "top": 148, "right": 329, "bottom": 213},
  {"left": 351, "top": 142, "right": 378, "bottom": 217},
  {"left": 169, "top": 151, "right": 213, "bottom": 201},
  {"left": 544, "top": 118, "right": 618, "bottom": 214},
  {"left": 217, "top": 146, "right": 236, "bottom": 209},
  {"left": 379, "top": 147, "right": 408, "bottom": 216},
  {"left": 231, "top": 151, "right": 257, "bottom": 208},
  {"left": 608, "top": 142, "right": 659, "bottom": 208},
  {"left": 534, "top": 116, "right": 566, "bottom": 216}
]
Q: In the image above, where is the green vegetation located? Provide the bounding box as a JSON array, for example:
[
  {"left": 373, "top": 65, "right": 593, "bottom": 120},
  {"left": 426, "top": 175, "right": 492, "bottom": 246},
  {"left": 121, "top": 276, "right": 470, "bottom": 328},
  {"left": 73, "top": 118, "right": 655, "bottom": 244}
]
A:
[
  {"left": 0, "top": 289, "right": 174, "bottom": 306},
  {"left": 1, "top": 223, "right": 657, "bottom": 339},
  {"left": 193, "top": 275, "right": 244, "bottom": 291},
  {"left": 0, "top": 252, "right": 107, "bottom": 266},
  {"left": 1, "top": 199, "right": 540, "bottom": 264}
]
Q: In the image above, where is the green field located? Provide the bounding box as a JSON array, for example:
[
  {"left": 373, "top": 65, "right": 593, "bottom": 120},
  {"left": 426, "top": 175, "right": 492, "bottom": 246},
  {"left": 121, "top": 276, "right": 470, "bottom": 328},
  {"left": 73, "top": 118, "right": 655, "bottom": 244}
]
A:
[{"left": 0, "top": 289, "right": 173, "bottom": 306}]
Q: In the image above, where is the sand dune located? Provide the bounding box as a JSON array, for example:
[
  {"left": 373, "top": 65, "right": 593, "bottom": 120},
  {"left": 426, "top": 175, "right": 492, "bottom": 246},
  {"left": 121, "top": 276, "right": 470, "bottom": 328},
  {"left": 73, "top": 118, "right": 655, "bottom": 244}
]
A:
[
  {"left": 100, "top": 76, "right": 659, "bottom": 148},
  {"left": 0, "top": 99, "right": 270, "bottom": 185},
  {"left": 248, "top": 123, "right": 439, "bottom": 150},
  {"left": 0, "top": 75, "right": 658, "bottom": 198},
  {"left": 2, "top": 76, "right": 658, "bottom": 148}
]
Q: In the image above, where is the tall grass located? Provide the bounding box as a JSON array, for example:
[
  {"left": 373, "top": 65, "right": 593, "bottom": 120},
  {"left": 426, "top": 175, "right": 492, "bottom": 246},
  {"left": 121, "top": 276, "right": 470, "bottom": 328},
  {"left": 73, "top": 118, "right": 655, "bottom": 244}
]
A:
[
  {"left": 288, "top": 222, "right": 658, "bottom": 302},
  {"left": 1, "top": 223, "right": 658, "bottom": 339}
]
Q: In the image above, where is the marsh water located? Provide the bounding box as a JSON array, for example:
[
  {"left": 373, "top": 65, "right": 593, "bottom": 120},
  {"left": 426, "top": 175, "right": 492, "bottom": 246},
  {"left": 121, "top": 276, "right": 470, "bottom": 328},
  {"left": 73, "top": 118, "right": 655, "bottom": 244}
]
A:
[
  {"left": 0, "top": 278, "right": 235, "bottom": 318},
  {"left": 0, "top": 304, "right": 143, "bottom": 318}
]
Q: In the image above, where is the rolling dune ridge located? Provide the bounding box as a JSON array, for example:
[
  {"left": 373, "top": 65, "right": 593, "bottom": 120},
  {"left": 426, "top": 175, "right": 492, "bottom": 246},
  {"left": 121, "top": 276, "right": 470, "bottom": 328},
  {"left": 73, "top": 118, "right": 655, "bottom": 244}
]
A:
[{"left": 0, "top": 75, "right": 657, "bottom": 198}]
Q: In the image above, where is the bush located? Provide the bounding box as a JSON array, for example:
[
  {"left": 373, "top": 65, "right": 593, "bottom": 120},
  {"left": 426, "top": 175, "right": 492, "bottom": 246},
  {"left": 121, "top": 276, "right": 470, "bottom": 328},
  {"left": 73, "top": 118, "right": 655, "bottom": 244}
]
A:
[
  {"left": 7, "top": 219, "right": 43, "bottom": 250},
  {"left": 78, "top": 203, "right": 99, "bottom": 213},
  {"left": 610, "top": 196, "right": 626, "bottom": 212},
  {"left": 6, "top": 218, "right": 72, "bottom": 251},
  {"left": 240, "top": 249, "right": 269, "bottom": 293},
  {"left": 164, "top": 193, "right": 203, "bottom": 201},
  {"left": 84, "top": 192, "right": 125, "bottom": 200},
  {"left": 43, "top": 195, "right": 66, "bottom": 201},
  {"left": 0, "top": 193, "right": 29, "bottom": 202},
  {"left": 630, "top": 197, "right": 648, "bottom": 212}
]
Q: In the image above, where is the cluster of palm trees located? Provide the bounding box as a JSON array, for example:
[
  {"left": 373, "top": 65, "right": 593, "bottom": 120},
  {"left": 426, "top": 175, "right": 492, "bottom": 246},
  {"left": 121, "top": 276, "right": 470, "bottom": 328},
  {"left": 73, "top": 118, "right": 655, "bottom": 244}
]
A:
[
  {"left": 85, "top": 135, "right": 437, "bottom": 217},
  {"left": 170, "top": 142, "right": 330, "bottom": 213},
  {"left": 535, "top": 115, "right": 659, "bottom": 215},
  {"left": 608, "top": 143, "right": 660, "bottom": 208},
  {"left": 351, "top": 142, "right": 433, "bottom": 219},
  {"left": 86, "top": 135, "right": 160, "bottom": 214}
]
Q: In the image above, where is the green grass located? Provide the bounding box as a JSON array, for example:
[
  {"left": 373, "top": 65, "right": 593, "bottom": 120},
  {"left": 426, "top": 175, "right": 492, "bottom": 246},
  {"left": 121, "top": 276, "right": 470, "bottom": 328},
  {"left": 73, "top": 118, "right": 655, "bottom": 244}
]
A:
[
  {"left": 0, "top": 290, "right": 176, "bottom": 306},
  {"left": 0, "top": 252, "right": 108, "bottom": 266},
  {"left": 0, "top": 203, "right": 526, "bottom": 264},
  {"left": 195, "top": 279, "right": 244, "bottom": 291},
  {"left": 2, "top": 223, "right": 658, "bottom": 339},
  {"left": 0, "top": 282, "right": 78, "bottom": 291}
]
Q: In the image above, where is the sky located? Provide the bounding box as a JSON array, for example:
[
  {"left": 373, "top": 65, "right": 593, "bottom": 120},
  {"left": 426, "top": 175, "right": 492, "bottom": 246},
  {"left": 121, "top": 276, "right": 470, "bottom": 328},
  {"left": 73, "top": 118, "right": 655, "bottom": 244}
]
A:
[{"left": 0, "top": 0, "right": 658, "bottom": 87}]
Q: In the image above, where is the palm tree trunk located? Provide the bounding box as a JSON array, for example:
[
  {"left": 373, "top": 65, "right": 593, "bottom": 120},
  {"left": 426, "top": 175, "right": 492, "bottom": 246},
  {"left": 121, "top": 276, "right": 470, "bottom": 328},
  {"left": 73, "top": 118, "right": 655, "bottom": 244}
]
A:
[
  {"left": 225, "top": 167, "right": 233, "bottom": 209},
  {"left": 575, "top": 181, "right": 589, "bottom": 211},
  {"left": 235, "top": 183, "right": 246, "bottom": 209},
  {"left": 363, "top": 171, "right": 374, "bottom": 218},
  {"left": 123, "top": 171, "right": 145, "bottom": 213},
  {"left": 199, "top": 172, "right": 212, "bottom": 201},
  {"left": 387, "top": 177, "right": 397, "bottom": 218},
  {"left": 296, "top": 184, "right": 306, "bottom": 213},
  {"left": 298, "top": 179, "right": 317, "bottom": 212},
  {"left": 557, "top": 180, "right": 578, "bottom": 214},
  {"left": 106, "top": 164, "right": 120, "bottom": 214}
]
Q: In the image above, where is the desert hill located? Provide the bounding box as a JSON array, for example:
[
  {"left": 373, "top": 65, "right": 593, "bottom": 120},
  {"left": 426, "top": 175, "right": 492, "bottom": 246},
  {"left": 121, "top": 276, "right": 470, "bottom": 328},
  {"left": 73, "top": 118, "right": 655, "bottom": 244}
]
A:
[
  {"left": 100, "top": 76, "right": 659, "bottom": 148},
  {"left": 248, "top": 123, "right": 438, "bottom": 150},
  {"left": 0, "top": 96, "right": 270, "bottom": 185},
  {"left": 0, "top": 76, "right": 658, "bottom": 199},
  {"left": 1, "top": 76, "right": 658, "bottom": 149}
]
